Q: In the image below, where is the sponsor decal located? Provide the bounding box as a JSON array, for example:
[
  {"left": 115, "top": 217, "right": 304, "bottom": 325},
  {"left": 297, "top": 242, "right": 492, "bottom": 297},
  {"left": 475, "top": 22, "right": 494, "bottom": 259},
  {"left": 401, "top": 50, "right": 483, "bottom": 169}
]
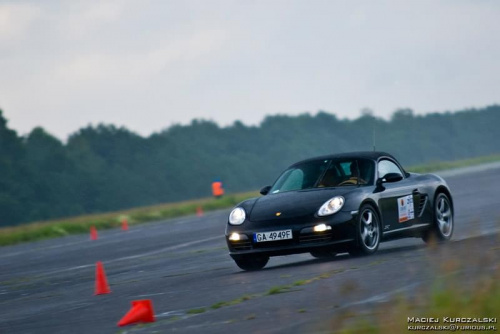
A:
[{"left": 398, "top": 195, "right": 415, "bottom": 223}]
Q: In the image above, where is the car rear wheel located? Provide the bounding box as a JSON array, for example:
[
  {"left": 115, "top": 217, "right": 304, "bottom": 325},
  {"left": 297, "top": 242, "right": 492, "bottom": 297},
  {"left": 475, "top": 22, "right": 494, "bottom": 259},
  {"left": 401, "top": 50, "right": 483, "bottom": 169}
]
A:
[
  {"left": 349, "top": 204, "right": 380, "bottom": 256},
  {"left": 310, "top": 249, "right": 337, "bottom": 258},
  {"left": 234, "top": 255, "right": 269, "bottom": 271},
  {"left": 423, "top": 192, "right": 453, "bottom": 243}
]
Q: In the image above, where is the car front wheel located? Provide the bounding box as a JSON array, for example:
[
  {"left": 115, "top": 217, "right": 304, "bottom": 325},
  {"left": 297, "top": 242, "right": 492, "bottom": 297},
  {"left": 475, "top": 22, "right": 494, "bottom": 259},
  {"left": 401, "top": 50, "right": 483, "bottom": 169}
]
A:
[
  {"left": 349, "top": 204, "right": 380, "bottom": 256},
  {"left": 234, "top": 255, "right": 269, "bottom": 271}
]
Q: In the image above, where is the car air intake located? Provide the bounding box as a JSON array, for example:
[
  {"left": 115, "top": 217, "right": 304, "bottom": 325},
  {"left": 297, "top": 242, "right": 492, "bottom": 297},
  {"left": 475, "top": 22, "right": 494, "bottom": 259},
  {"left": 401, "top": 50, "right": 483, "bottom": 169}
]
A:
[
  {"left": 299, "top": 231, "right": 333, "bottom": 244},
  {"left": 230, "top": 240, "right": 252, "bottom": 251},
  {"left": 416, "top": 195, "right": 428, "bottom": 217}
]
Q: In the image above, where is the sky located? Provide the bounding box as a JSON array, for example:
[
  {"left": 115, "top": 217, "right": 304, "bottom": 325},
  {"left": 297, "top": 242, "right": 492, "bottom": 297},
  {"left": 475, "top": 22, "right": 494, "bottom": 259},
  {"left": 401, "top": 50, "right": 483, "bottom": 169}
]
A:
[{"left": 1, "top": 0, "right": 499, "bottom": 140}]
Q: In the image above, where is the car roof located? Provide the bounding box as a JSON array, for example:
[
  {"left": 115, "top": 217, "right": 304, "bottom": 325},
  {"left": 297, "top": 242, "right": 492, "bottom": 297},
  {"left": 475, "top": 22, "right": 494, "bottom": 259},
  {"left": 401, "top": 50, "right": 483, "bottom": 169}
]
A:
[{"left": 290, "top": 151, "right": 399, "bottom": 167}]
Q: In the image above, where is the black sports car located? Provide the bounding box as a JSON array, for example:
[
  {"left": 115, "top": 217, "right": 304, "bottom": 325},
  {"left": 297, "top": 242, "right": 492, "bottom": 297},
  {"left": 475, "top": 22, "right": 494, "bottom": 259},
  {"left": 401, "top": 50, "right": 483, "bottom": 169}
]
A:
[{"left": 225, "top": 152, "right": 454, "bottom": 271}]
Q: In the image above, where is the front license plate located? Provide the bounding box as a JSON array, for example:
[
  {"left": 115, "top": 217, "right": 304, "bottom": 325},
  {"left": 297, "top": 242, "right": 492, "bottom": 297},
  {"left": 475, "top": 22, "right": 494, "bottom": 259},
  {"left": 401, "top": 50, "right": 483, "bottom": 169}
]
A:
[{"left": 254, "top": 229, "right": 293, "bottom": 243}]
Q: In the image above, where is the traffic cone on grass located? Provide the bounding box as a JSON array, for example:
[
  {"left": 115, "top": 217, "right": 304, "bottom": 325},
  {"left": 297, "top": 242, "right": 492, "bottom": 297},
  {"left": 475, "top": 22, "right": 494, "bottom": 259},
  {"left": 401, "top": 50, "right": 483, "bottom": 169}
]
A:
[
  {"left": 90, "top": 226, "right": 98, "bottom": 240},
  {"left": 117, "top": 300, "right": 155, "bottom": 326},
  {"left": 94, "top": 261, "right": 111, "bottom": 295},
  {"left": 196, "top": 206, "right": 204, "bottom": 217},
  {"left": 121, "top": 218, "right": 129, "bottom": 231}
]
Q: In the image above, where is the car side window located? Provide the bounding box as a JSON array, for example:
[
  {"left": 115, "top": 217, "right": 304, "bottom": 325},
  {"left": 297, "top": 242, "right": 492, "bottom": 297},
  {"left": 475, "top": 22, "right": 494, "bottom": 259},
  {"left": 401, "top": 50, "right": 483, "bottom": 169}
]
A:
[{"left": 378, "top": 159, "right": 403, "bottom": 179}]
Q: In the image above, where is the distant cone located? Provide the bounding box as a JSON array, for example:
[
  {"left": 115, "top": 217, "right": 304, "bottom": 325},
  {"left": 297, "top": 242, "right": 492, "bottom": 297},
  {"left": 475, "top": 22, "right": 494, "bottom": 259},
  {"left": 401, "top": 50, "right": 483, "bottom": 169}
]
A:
[
  {"left": 90, "top": 226, "right": 98, "bottom": 240},
  {"left": 121, "top": 218, "right": 129, "bottom": 231},
  {"left": 117, "top": 300, "right": 155, "bottom": 326},
  {"left": 94, "top": 261, "right": 111, "bottom": 295},
  {"left": 196, "top": 206, "right": 204, "bottom": 217}
]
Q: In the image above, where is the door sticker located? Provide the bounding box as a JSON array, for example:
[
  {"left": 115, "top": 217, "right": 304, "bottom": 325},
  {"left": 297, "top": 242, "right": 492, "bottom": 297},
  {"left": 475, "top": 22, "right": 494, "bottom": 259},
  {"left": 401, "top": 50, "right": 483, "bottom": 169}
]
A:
[{"left": 397, "top": 195, "right": 414, "bottom": 223}]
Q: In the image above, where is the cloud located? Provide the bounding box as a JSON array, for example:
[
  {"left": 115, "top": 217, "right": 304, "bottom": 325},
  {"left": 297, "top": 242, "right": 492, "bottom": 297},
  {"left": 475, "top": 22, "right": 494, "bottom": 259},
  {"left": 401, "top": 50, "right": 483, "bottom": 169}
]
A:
[
  {"left": 53, "top": 29, "right": 229, "bottom": 84},
  {"left": 1, "top": 0, "right": 499, "bottom": 140},
  {"left": 0, "top": 3, "right": 41, "bottom": 41},
  {"left": 59, "top": 0, "right": 128, "bottom": 39}
]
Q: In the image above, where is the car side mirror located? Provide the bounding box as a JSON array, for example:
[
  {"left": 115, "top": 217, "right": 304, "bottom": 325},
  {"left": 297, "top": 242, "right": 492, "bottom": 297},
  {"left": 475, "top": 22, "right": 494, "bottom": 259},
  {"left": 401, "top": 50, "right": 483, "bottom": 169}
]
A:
[
  {"left": 260, "top": 185, "right": 271, "bottom": 195},
  {"left": 378, "top": 173, "right": 403, "bottom": 185}
]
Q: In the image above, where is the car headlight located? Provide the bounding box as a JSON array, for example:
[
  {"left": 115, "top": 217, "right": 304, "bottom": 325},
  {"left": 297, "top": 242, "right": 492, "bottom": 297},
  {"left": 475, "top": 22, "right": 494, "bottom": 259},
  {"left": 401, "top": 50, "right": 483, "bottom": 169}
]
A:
[
  {"left": 317, "top": 196, "right": 344, "bottom": 216},
  {"left": 229, "top": 207, "right": 246, "bottom": 225}
]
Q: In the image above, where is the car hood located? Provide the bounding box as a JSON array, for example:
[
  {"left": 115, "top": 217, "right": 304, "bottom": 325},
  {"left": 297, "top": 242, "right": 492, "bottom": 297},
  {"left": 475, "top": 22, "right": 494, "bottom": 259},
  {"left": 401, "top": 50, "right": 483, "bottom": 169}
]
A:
[{"left": 249, "top": 188, "right": 353, "bottom": 222}]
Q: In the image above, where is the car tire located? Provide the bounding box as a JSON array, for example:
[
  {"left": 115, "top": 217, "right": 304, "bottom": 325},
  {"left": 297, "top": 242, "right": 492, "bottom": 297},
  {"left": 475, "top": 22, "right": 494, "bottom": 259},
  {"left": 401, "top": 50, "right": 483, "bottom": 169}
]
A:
[
  {"left": 349, "top": 204, "right": 381, "bottom": 256},
  {"left": 422, "top": 192, "right": 453, "bottom": 243},
  {"left": 234, "top": 255, "right": 269, "bottom": 271},
  {"left": 310, "top": 249, "right": 337, "bottom": 259}
]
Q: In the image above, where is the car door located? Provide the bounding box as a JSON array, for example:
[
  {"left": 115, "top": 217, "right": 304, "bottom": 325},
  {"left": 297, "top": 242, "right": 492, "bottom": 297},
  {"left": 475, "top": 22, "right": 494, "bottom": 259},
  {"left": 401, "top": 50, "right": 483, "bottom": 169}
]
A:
[{"left": 377, "top": 159, "right": 421, "bottom": 232}]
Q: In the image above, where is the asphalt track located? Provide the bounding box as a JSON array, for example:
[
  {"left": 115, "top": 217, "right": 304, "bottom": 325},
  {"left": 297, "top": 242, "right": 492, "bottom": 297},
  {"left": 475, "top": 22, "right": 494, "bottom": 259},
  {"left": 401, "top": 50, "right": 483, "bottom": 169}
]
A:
[{"left": 1, "top": 164, "right": 499, "bottom": 334}]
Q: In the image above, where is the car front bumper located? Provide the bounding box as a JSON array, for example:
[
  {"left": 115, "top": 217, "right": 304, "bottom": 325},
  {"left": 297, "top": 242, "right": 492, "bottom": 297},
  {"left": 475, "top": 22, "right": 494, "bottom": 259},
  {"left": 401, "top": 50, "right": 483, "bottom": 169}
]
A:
[{"left": 226, "top": 211, "right": 357, "bottom": 259}]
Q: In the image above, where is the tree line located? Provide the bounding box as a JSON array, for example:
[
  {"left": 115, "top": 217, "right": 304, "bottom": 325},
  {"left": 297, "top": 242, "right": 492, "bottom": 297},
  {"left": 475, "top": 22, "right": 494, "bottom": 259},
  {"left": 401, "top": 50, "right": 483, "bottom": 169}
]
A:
[{"left": 0, "top": 105, "right": 499, "bottom": 227}]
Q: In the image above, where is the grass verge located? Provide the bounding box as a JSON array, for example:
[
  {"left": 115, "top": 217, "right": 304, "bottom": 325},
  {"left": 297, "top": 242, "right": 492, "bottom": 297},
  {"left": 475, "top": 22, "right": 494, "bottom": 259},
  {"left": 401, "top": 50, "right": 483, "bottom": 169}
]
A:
[
  {"left": 1, "top": 153, "right": 499, "bottom": 247},
  {"left": 335, "top": 234, "right": 500, "bottom": 333},
  {"left": 407, "top": 153, "right": 500, "bottom": 173},
  {"left": 338, "top": 276, "right": 500, "bottom": 333},
  {"left": 0, "top": 191, "right": 258, "bottom": 247}
]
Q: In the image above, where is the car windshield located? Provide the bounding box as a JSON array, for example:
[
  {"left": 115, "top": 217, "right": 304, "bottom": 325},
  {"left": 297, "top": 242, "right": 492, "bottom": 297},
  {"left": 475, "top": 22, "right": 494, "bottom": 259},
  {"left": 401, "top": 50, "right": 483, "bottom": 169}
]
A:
[{"left": 269, "top": 158, "right": 375, "bottom": 194}]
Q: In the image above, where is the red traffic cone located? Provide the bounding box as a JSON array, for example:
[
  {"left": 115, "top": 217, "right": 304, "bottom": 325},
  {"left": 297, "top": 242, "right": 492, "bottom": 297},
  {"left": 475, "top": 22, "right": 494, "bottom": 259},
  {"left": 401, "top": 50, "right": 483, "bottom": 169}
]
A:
[
  {"left": 117, "top": 300, "right": 155, "bottom": 327},
  {"left": 196, "top": 206, "right": 204, "bottom": 217},
  {"left": 121, "top": 218, "right": 129, "bottom": 231},
  {"left": 94, "top": 261, "right": 111, "bottom": 295},
  {"left": 90, "top": 226, "right": 98, "bottom": 240}
]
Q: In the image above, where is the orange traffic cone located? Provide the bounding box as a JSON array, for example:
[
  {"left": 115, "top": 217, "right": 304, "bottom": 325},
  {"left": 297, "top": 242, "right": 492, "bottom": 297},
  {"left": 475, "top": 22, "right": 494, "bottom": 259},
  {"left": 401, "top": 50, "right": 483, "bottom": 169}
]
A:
[
  {"left": 94, "top": 261, "right": 111, "bottom": 295},
  {"left": 196, "top": 206, "right": 204, "bottom": 217},
  {"left": 121, "top": 218, "right": 129, "bottom": 231},
  {"left": 90, "top": 226, "right": 98, "bottom": 240},
  {"left": 117, "top": 300, "right": 155, "bottom": 327}
]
